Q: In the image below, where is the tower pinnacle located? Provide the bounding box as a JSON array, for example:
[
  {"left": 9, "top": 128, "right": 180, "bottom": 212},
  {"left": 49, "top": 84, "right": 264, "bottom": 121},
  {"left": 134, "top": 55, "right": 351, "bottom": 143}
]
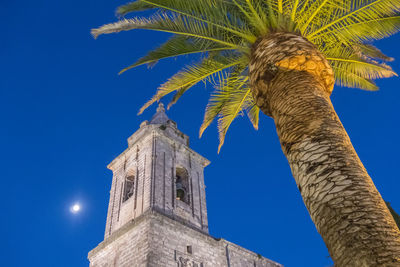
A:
[
  {"left": 149, "top": 102, "right": 170, "bottom": 125},
  {"left": 157, "top": 102, "right": 165, "bottom": 112}
]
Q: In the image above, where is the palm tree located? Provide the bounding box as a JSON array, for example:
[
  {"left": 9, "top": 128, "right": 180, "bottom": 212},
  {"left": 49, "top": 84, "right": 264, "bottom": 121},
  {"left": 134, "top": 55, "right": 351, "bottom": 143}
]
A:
[{"left": 92, "top": 0, "right": 400, "bottom": 265}]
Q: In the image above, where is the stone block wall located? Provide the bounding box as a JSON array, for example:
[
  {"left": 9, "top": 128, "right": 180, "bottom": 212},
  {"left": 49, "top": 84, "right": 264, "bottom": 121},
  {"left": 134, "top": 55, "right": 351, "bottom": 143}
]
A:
[
  {"left": 89, "top": 210, "right": 282, "bottom": 267},
  {"left": 105, "top": 133, "right": 153, "bottom": 238},
  {"left": 151, "top": 130, "right": 209, "bottom": 233},
  {"left": 104, "top": 123, "right": 209, "bottom": 238},
  {"left": 89, "top": 214, "right": 151, "bottom": 267}
]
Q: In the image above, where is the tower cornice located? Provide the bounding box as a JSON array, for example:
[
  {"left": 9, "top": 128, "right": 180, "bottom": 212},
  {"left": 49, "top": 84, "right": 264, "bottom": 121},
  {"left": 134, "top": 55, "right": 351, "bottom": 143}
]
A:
[{"left": 107, "top": 127, "right": 210, "bottom": 172}]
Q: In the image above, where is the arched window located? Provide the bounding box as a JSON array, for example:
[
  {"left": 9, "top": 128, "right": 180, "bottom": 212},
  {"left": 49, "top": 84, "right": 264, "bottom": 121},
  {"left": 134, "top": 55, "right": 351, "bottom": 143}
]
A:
[
  {"left": 175, "top": 167, "right": 190, "bottom": 204},
  {"left": 123, "top": 175, "right": 135, "bottom": 202}
]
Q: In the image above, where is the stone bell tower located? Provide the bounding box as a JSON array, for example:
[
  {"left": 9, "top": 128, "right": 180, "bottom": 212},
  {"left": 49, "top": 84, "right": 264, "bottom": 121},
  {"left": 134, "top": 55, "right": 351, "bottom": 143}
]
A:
[
  {"left": 88, "top": 103, "right": 282, "bottom": 267},
  {"left": 102, "top": 103, "right": 209, "bottom": 239}
]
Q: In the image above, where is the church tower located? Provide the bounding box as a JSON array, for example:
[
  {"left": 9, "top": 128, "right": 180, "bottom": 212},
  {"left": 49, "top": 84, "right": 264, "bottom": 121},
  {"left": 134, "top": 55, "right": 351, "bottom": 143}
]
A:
[
  {"left": 103, "top": 103, "right": 209, "bottom": 238},
  {"left": 88, "top": 104, "right": 282, "bottom": 267}
]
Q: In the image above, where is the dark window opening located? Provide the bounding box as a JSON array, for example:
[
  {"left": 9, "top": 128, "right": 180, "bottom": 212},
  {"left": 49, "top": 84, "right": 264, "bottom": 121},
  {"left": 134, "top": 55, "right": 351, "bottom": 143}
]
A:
[
  {"left": 187, "top": 245, "right": 192, "bottom": 254},
  {"left": 176, "top": 187, "right": 185, "bottom": 201},
  {"left": 175, "top": 167, "right": 190, "bottom": 204},
  {"left": 123, "top": 175, "right": 135, "bottom": 202}
]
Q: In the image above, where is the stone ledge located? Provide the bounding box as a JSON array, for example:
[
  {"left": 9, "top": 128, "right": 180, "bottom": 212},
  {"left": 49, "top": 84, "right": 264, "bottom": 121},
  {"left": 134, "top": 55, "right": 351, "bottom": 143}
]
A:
[
  {"left": 107, "top": 128, "right": 210, "bottom": 172},
  {"left": 150, "top": 209, "right": 282, "bottom": 267}
]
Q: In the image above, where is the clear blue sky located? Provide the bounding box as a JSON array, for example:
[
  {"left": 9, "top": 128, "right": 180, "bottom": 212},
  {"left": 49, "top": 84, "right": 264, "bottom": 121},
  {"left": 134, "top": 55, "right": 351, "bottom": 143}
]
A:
[{"left": 1, "top": 1, "right": 399, "bottom": 266}]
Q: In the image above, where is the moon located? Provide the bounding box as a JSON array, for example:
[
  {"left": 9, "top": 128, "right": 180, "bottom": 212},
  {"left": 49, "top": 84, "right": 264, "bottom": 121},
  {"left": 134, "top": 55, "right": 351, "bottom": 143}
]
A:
[{"left": 70, "top": 203, "right": 81, "bottom": 214}]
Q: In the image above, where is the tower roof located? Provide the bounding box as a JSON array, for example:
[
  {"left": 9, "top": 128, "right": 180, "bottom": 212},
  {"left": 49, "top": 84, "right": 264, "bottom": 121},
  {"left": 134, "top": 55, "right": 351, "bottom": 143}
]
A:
[{"left": 149, "top": 103, "right": 170, "bottom": 125}]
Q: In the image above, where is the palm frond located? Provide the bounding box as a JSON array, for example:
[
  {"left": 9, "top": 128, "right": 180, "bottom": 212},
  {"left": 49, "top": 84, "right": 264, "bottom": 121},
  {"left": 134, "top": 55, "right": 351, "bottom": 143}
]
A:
[
  {"left": 199, "top": 73, "right": 252, "bottom": 152},
  {"left": 307, "top": 0, "right": 400, "bottom": 39},
  {"left": 94, "top": 0, "right": 400, "bottom": 151},
  {"left": 300, "top": 0, "right": 330, "bottom": 33},
  {"left": 116, "top": 0, "right": 256, "bottom": 41},
  {"left": 334, "top": 67, "right": 379, "bottom": 90},
  {"left": 243, "top": 0, "right": 268, "bottom": 34},
  {"left": 231, "top": 0, "right": 271, "bottom": 35},
  {"left": 324, "top": 43, "right": 396, "bottom": 80},
  {"left": 144, "top": 0, "right": 256, "bottom": 41},
  {"left": 303, "top": 1, "right": 351, "bottom": 36},
  {"left": 328, "top": 57, "right": 396, "bottom": 80},
  {"left": 138, "top": 54, "right": 246, "bottom": 114},
  {"left": 199, "top": 66, "right": 247, "bottom": 137},
  {"left": 216, "top": 77, "right": 251, "bottom": 152},
  {"left": 311, "top": 16, "right": 400, "bottom": 44},
  {"left": 276, "top": 0, "right": 296, "bottom": 14},
  {"left": 199, "top": 74, "right": 233, "bottom": 138},
  {"left": 167, "top": 86, "right": 190, "bottom": 109},
  {"left": 91, "top": 13, "right": 243, "bottom": 49},
  {"left": 246, "top": 100, "right": 260, "bottom": 130},
  {"left": 355, "top": 44, "right": 393, "bottom": 62},
  {"left": 117, "top": 1, "right": 154, "bottom": 16},
  {"left": 119, "top": 36, "right": 233, "bottom": 74},
  {"left": 290, "top": 0, "right": 301, "bottom": 20}
]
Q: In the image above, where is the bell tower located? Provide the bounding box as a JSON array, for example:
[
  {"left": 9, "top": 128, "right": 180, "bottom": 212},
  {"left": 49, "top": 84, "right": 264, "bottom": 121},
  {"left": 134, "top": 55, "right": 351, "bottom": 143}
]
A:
[
  {"left": 103, "top": 103, "right": 210, "bottom": 239},
  {"left": 88, "top": 103, "right": 281, "bottom": 267}
]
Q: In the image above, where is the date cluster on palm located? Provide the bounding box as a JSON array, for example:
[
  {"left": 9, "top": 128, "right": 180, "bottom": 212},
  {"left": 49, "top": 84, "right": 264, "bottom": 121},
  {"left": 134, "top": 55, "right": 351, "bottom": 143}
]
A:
[{"left": 92, "top": 0, "right": 400, "bottom": 265}]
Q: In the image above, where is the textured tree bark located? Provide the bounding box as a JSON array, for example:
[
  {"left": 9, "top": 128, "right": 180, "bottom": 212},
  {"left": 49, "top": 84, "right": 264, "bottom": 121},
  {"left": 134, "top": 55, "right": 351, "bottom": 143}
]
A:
[{"left": 249, "top": 32, "right": 400, "bottom": 266}]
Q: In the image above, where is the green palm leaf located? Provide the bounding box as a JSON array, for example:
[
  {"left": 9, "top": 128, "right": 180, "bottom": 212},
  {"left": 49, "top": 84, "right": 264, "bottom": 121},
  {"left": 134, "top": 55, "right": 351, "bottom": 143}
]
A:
[
  {"left": 199, "top": 78, "right": 232, "bottom": 138},
  {"left": 92, "top": 13, "right": 243, "bottom": 49},
  {"left": 307, "top": 0, "right": 400, "bottom": 39},
  {"left": 141, "top": 0, "right": 256, "bottom": 41},
  {"left": 324, "top": 43, "right": 396, "bottom": 79},
  {"left": 117, "top": 1, "right": 154, "bottom": 15},
  {"left": 311, "top": 16, "right": 400, "bottom": 43},
  {"left": 119, "top": 35, "right": 233, "bottom": 74},
  {"left": 138, "top": 54, "right": 245, "bottom": 115},
  {"left": 200, "top": 69, "right": 245, "bottom": 137},
  {"left": 328, "top": 57, "right": 396, "bottom": 80},
  {"left": 216, "top": 78, "right": 252, "bottom": 152},
  {"left": 334, "top": 67, "right": 379, "bottom": 90},
  {"left": 246, "top": 97, "right": 260, "bottom": 130},
  {"left": 200, "top": 73, "right": 252, "bottom": 152},
  {"left": 355, "top": 44, "right": 393, "bottom": 62},
  {"left": 115, "top": 0, "right": 256, "bottom": 41}
]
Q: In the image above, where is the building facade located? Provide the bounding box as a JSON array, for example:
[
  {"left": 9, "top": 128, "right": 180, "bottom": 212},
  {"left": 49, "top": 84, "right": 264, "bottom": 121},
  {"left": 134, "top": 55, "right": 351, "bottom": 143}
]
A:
[{"left": 88, "top": 103, "right": 282, "bottom": 267}]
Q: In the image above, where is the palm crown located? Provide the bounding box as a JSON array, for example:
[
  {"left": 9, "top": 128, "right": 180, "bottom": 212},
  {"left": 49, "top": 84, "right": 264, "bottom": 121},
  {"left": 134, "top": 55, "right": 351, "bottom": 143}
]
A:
[{"left": 92, "top": 0, "right": 400, "bottom": 151}]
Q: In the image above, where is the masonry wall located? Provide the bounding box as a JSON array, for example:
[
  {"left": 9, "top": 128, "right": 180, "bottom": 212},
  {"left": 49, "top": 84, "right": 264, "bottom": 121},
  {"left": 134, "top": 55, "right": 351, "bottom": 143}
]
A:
[
  {"left": 224, "top": 240, "right": 282, "bottom": 267},
  {"left": 148, "top": 211, "right": 281, "bottom": 267},
  {"left": 89, "top": 215, "right": 151, "bottom": 267},
  {"left": 105, "top": 123, "right": 209, "bottom": 238},
  {"left": 90, "top": 210, "right": 282, "bottom": 267},
  {"left": 152, "top": 132, "right": 209, "bottom": 233},
  {"left": 105, "top": 133, "right": 153, "bottom": 238}
]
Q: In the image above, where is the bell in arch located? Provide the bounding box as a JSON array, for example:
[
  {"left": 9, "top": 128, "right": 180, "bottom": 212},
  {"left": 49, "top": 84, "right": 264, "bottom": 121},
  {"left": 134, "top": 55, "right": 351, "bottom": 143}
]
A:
[{"left": 176, "top": 176, "right": 185, "bottom": 201}]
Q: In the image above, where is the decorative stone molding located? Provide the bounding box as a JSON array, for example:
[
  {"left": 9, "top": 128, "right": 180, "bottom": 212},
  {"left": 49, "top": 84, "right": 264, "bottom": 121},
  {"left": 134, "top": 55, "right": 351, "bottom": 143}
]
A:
[{"left": 175, "top": 250, "right": 204, "bottom": 267}]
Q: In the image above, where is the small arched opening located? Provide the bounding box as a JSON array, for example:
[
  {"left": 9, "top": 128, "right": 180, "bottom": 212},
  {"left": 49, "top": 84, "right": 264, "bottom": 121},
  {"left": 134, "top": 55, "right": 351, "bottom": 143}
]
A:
[
  {"left": 123, "top": 175, "right": 135, "bottom": 203},
  {"left": 175, "top": 167, "right": 190, "bottom": 204}
]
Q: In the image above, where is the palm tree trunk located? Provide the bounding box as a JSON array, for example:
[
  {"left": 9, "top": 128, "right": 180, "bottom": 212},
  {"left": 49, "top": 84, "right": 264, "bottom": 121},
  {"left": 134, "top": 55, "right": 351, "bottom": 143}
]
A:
[{"left": 249, "top": 33, "right": 400, "bottom": 266}]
